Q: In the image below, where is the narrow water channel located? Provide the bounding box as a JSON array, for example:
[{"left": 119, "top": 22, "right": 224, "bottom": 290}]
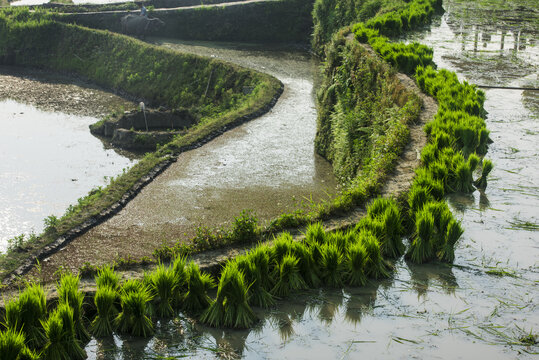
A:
[
  {"left": 51, "top": 42, "right": 338, "bottom": 269},
  {"left": 86, "top": 1, "right": 538, "bottom": 358},
  {"left": 0, "top": 67, "right": 137, "bottom": 252}
]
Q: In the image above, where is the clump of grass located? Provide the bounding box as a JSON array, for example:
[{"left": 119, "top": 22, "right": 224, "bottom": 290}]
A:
[
  {"left": 320, "top": 242, "right": 344, "bottom": 287},
  {"left": 474, "top": 159, "right": 493, "bottom": 190},
  {"left": 304, "top": 222, "right": 327, "bottom": 245},
  {"left": 42, "top": 304, "right": 86, "bottom": 360},
  {"left": 183, "top": 261, "right": 214, "bottom": 313},
  {"left": 95, "top": 265, "right": 120, "bottom": 290},
  {"left": 345, "top": 242, "right": 368, "bottom": 286},
  {"left": 361, "top": 231, "right": 389, "bottom": 279},
  {"left": 0, "top": 329, "right": 27, "bottom": 360},
  {"left": 90, "top": 286, "right": 118, "bottom": 337},
  {"left": 149, "top": 263, "right": 176, "bottom": 318},
  {"left": 57, "top": 273, "right": 90, "bottom": 343},
  {"left": 114, "top": 282, "right": 154, "bottom": 337},
  {"left": 171, "top": 256, "right": 188, "bottom": 309},
  {"left": 407, "top": 208, "right": 435, "bottom": 263},
  {"left": 201, "top": 262, "right": 257, "bottom": 329},
  {"left": 271, "top": 254, "right": 308, "bottom": 297},
  {"left": 4, "top": 283, "right": 47, "bottom": 350}
]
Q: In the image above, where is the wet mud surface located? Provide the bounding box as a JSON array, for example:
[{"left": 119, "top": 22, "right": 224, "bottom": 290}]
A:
[
  {"left": 34, "top": 42, "right": 339, "bottom": 275},
  {"left": 0, "top": 66, "right": 137, "bottom": 251},
  {"left": 83, "top": 1, "right": 538, "bottom": 358}
]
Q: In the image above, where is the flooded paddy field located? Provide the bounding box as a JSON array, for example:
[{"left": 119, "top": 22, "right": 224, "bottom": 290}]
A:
[
  {"left": 39, "top": 42, "right": 338, "bottom": 273},
  {"left": 85, "top": 1, "right": 538, "bottom": 358},
  {"left": 0, "top": 66, "right": 137, "bottom": 252}
]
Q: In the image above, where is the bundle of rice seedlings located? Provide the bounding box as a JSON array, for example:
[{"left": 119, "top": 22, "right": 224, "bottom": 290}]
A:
[
  {"left": 361, "top": 231, "right": 389, "bottom": 279},
  {"left": 270, "top": 232, "right": 294, "bottom": 265},
  {"left": 407, "top": 185, "right": 433, "bottom": 214},
  {"left": 345, "top": 242, "right": 368, "bottom": 286},
  {"left": 407, "top": 209, "right": 435, "bottom": 263},
  {"left": 327, "top": 231, "right": 348, "bottom": 253},
  {"left": 41, "top": 304, "right": 86, "bottom": 360},
  {"left": 477, "top": 128, "right": 490, "bottom": 155},
  {"left": 467, "top": 153, "right": 480, "bottom": 172},
  {"left": 114, "top": 284, "right": 154, "bottom": 337},
  {"left": 304, "top": 222, "right": 326, "bottom": 245},
  {"left": 366, "top": 197, "right": 394, "bottom": 218},
  {"left": 172, "top": 256, "right": 188, "bottom": 309},
  {"left": 149, "top": 263, "right": 176, "bottom": 318},
  {"left": 201, "top": 262, "right": 257, "bottom": 328},
  {"left": 0, "top": 328, "right": 26, "bottom": 360},
  {"left": 414, "top": 168, "right": 445, "bottom": 200},
  {"left": 428, "top": 161, "right": 449, "bottom": 185},
  {"left": 474, "top": 159, "right": 493, "bottom": 190},
  {"left": 271, "top": 254, "right": 307, "bottom": 297},
  {"left": 57, "top": 273, "right": 90, "bottom": 343},
  {"left": 380, "top": 205, "right": 405, "bottom": 259},
  {"left": 246, "top": 244, "right": 273, "bottom": 290},
  {"left": 4, "top": 283, "right": 47, "bottom": 350},
  {"left": 456, "top": 126, "right": 478, "bottom": 157},
  {"left": 183, "top": 261, "right": 214, "bottom": 313},
  {"left": 320, "top": 243, "right": 344, "bottom": 287},
  {"left": 90, "top": 286, "right": 118, "bottom": 337},
  {"left": 95, "top": 265, "right": 120, "bottom": 290},
  {"left": 437, "top": 219, "right": 464, "bottom": 263},
  {"left": 291, "top": 242, "right": 320, "bottom": 288},
  {"left": 355, "top": 217, "right": 384, "bottom": 242},
  {"left": 452, "top": 161, "right": 475, "bottom": 193},
  {"left": 235, "top": 255, "right": 274, "bottom": 308}
]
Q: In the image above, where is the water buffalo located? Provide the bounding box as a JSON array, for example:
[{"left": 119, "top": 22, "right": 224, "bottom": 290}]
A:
[{"left": 120, "top": 14, "right": 165, "bottom": 38}]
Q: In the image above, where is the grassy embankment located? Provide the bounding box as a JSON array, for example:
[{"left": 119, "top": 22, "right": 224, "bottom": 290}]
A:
[{"left": 0, "top": 7, "right": 281, "bottom": 280}]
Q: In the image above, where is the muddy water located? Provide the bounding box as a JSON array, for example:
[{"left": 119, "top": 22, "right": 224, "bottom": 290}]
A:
[
  {"left": 64, "top": 41, "right": 338, "bottom": 264},
  {"left": 0, "top": 67, "right": 136, "bottom": 252},
  {"left": 86, "top": 1, "right": 538, "bottom": 359}
]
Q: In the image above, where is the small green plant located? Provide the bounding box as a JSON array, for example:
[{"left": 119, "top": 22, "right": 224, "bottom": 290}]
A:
[
  {"left": 149, "top": 263, "right": 177, "bottom": 318},
  {"left": 172, "top": 256, "right": 188, "bottom": 308},
  {"left": 42, "top": 303, "right": 86, "bottom": 360},
  {"left": 0, "top": 329, "right": 28, "bottom": 360},
  {"left": 345, "top": 242, "right": 368, "bottom": 286},
  {"left": 4, "top": 283, "right": 47, "bottom": 350},
  {"left": 114, "top": 283, "right": 154, "bottom": 337},
  {"left": 271, "top": 254, "right": 307, "bottom": 297},
  {"left": 56, "top": 273, "right": 90, "bottom": 343},
  {"left": 182, "top": 261, "right": 214, "bottom": 312},
  {"left": 361, "top": 231, "right": 389, "bottom": 279},
  {"left": 320, "top": 242, "right": 344, "bottom": 287},
  {"left": 95, "top": 265, "right": 120, "bottom": 290},
  {"left": 90, "top": 286, "right": 118, "bottom": 337},
  {"left": 229, "top": 210, "right": 259, "bottom": 243}
]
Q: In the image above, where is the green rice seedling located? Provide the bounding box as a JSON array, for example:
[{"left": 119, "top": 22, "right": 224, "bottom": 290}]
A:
[
  {"left": 57, "top": 273, "right": 90, "bottom": 343},
  {"left": 355, "top": 217, "right": 384, "bottom": 242},
  {"left": 366, "top": 197, "right": 394, "bottom": 219},
  {"left": 183, "top": 261, "right": 214, "bottom": 313},
  {"left": 437, "top": 219, "right": 464, "bottom": 263},
  {"left": 55, "top": 304, "right": 86, "bottom": 360},
  {"left": 407, "top": 208, "right": 435, "bottom": 263},
  {"left": 95, "top": 265, "right": 119, "bottom": 290},
  {"left": 474, "top": 159, "right": 493, "bottom": 190},
  {"left": 246, "top": 244, "right": 273, "bottom": 290},
  {"left": 304, "top": 222, "right": 327, "bottom": 245},
  {"left": 4, "top": 283, "right": 47, "bottom": 350},
  {"left": 114, "top": 283, "right": 154, "bottom": 337},
  {"left": 414, "top": 168, "right": 445, "bottom": 200},
  {"left": 420, "top": 142, "right": 438, "bottom": 165},
  {"left": 407, "top": 184, "right": 433, "bottom": 214},
  {"left": 171, "top": 255, "right": 188, "bottom": 308},
  {"left": 467, "top": 153, "right": 480, "bottom": 172},
  {"left": 326, "top": 231, "right": 348, "bottom": 253},
  {"left": 455, "top": 126, "right": 478, "bottom": 157},
  {"left": 90, "top": 286, "right": 118, "bottom": 337},
  {"left": 477, "top": 128, "right": 490, "bottom": 155},
  {"left": 41, "top": 304, "right": 86, "bottom": 360},
  {"left": 201, "top": 262, "right": 256, "bottom": 328},
  {"left": 380, "top": 205, "right": 405, "bottom": 259},
  {"left": 0, "top": 328, "right": 26, "bottom": 360},
  {"left": 235, "top": 255, "right": 274, "bottom": 308},
  {"left": 320, "top": 242, "right": 344, "bottom": 287},
  {"left": 120, "top": 278, "right": 144, "bottom": 294},
  {"left": 271, "top": 254, "right": 307, "bottom": 297},
  {"left": 17, "top": 346, "right": 38, "bottom": 360},
  {"left": 345, "top": 242, "right": 368, "bottom": 286},
  {"left": 41, "top": 310, "right": 68, "bottom": 360},
  {"left": 361, "top": 231, "right": 389, "bottom": 279},
  {"left": 149, "top": 263, "right": 177, "bottom": 318},
  {"left": 292, "top": 241, "right": 320, "bottom": 288},
  {"left": 452, "top": 160, "right": 475, "bottom": 193},
  {"left": 270, "top": 232, "right": 294, "bottom": 265},
  {"left": 427, "top": 160, "right": 449, "bottom": 186}
]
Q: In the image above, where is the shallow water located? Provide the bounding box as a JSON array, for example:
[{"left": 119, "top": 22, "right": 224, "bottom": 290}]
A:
[
  {"left": 0, "top": 68, "right": 137, "bottom": 252},
  {"left": 63, "top": 41, "right": 338, "bottom": 264},
  {"left": 86, "top": 1, "right": 538, "bottom": 358}
]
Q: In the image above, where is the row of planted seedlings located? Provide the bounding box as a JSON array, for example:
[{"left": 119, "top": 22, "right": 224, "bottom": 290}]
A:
[{"left": 0, "top": 197, "right": 407, "bottom": 359}]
